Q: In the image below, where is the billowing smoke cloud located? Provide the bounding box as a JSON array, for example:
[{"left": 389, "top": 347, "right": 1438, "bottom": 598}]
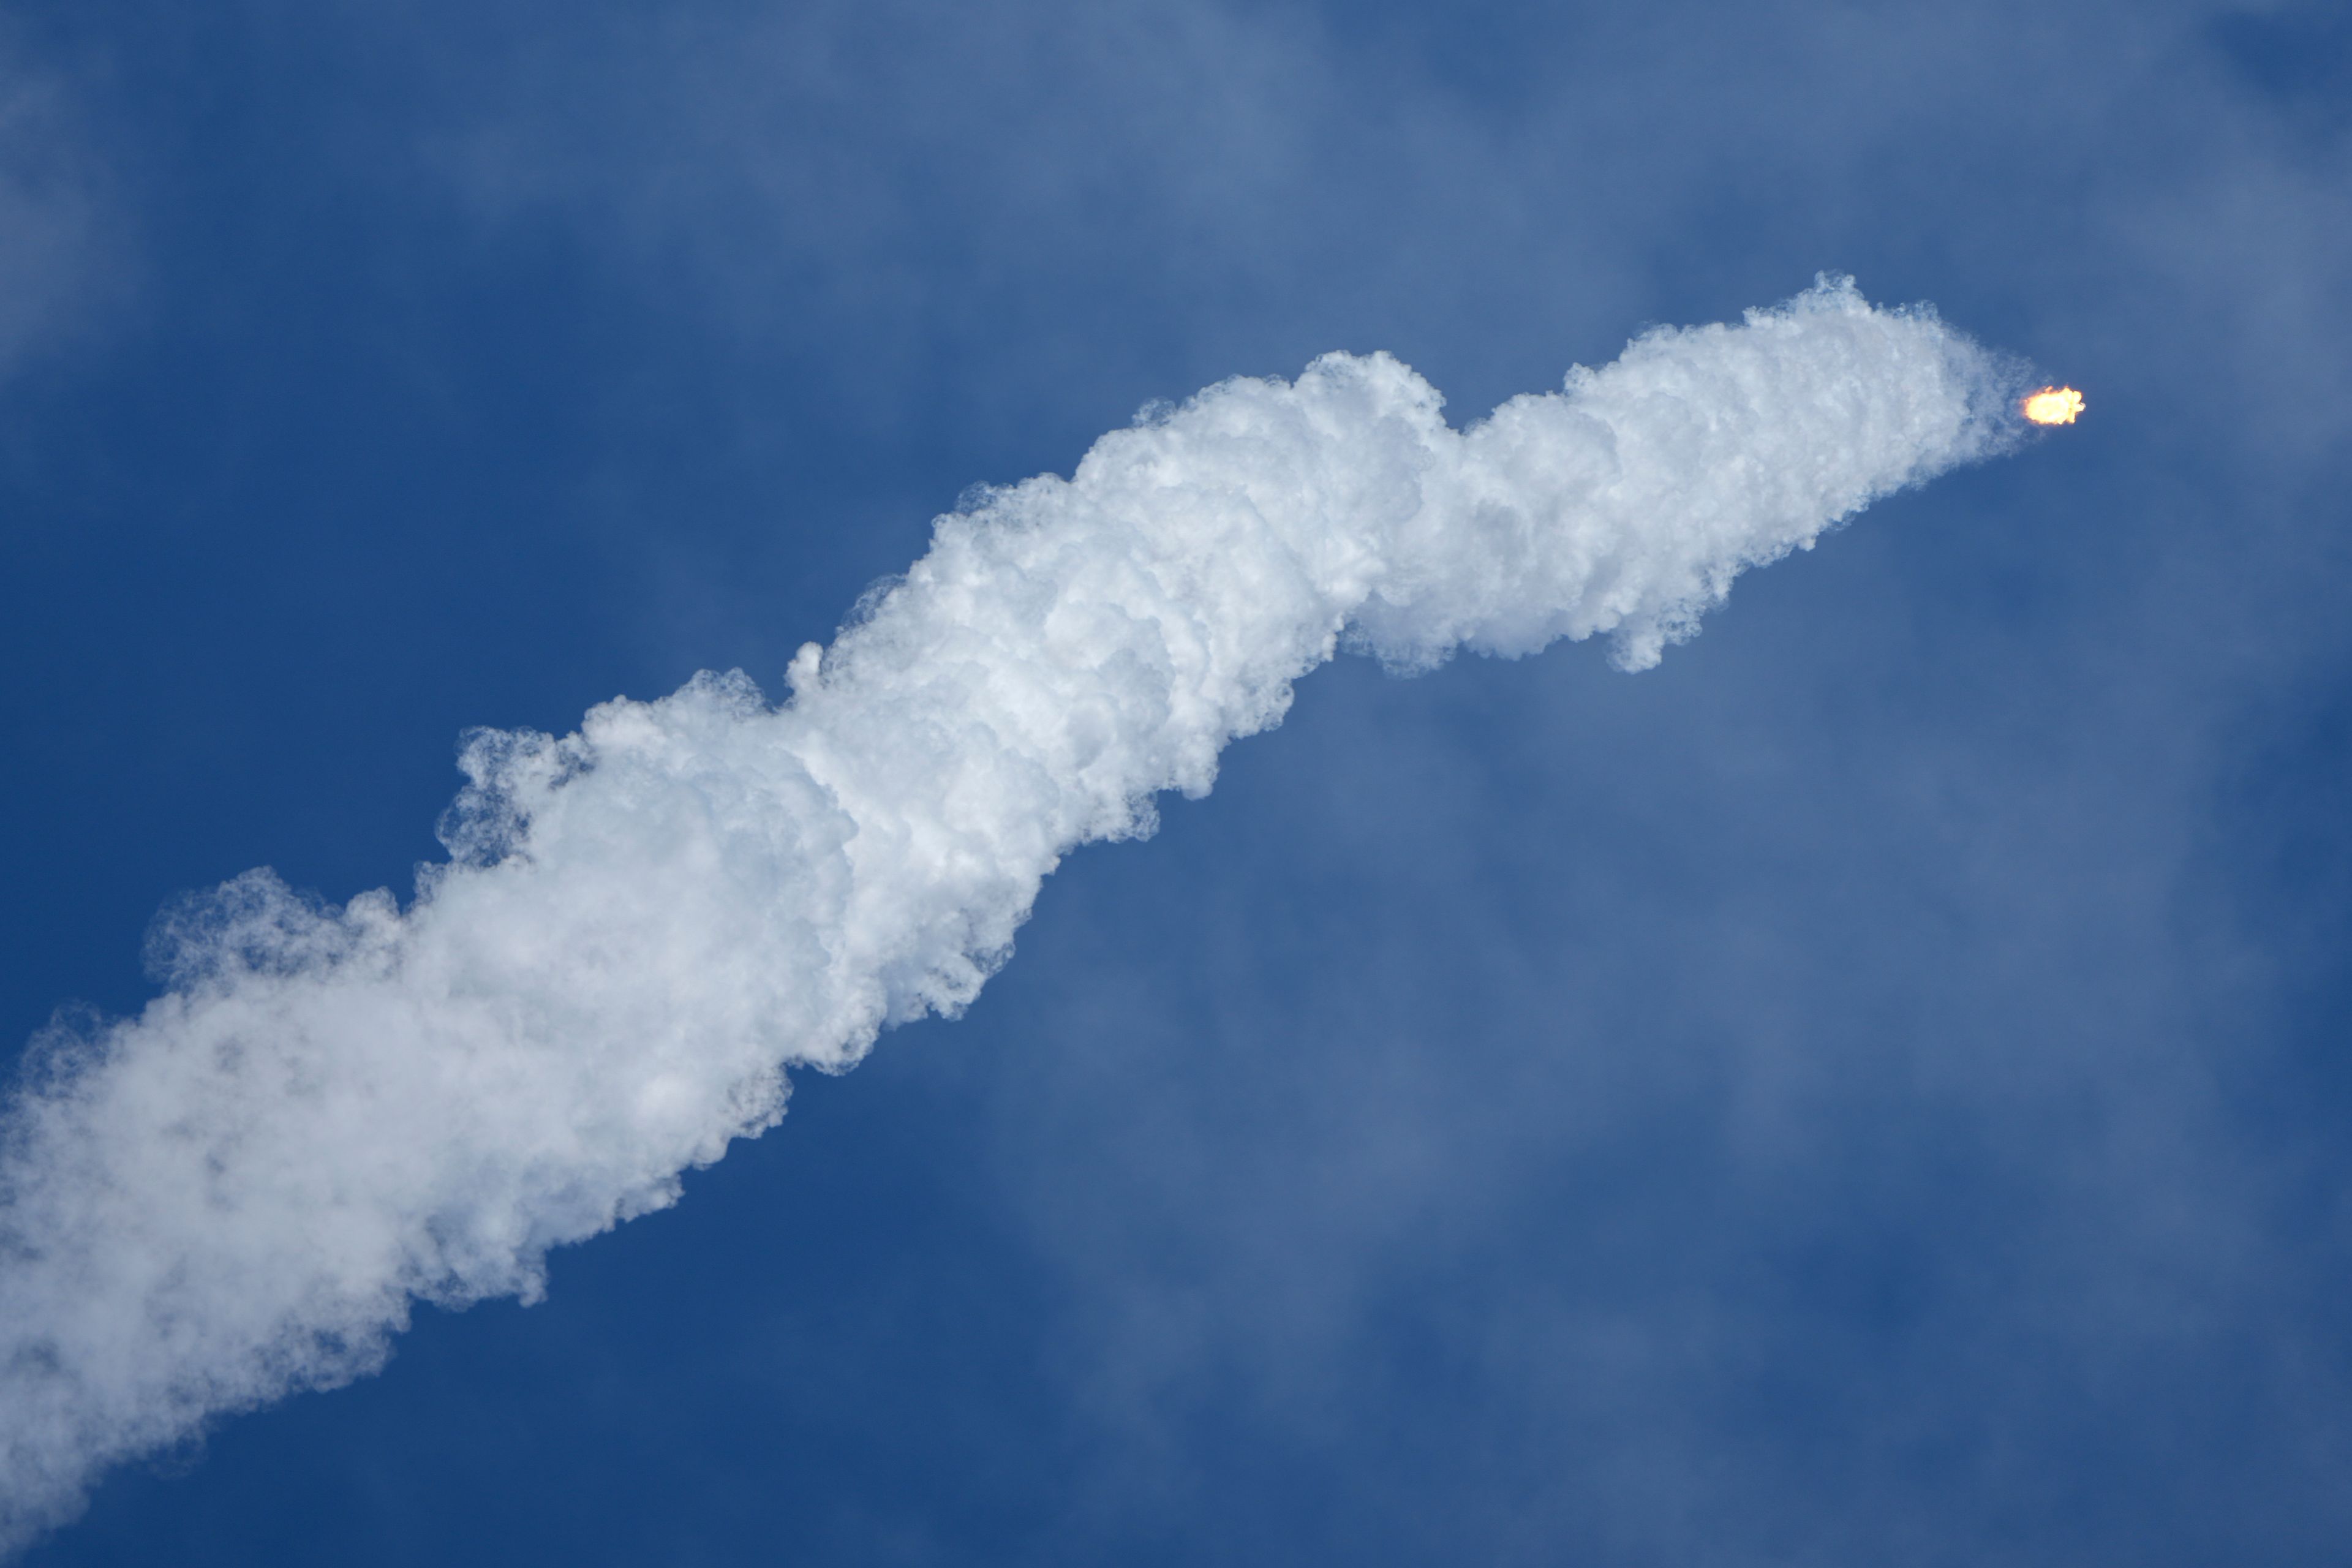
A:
[{"left": 0, "top": 278, "right": 2026, "bottom": 1551}]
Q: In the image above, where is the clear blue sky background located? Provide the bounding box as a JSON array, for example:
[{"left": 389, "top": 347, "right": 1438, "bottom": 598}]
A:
[{"left": 4, "top": 1, "right": 2350, "bottom": 1562}]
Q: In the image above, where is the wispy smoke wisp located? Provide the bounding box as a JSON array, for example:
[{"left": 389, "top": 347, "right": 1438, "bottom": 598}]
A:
[{"left": 0, "top": 279, "right": 2024, "bottom": 1551}]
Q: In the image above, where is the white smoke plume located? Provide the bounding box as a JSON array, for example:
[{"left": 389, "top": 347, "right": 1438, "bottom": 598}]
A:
[{"left": 0, "top": 277, "right": 2027, "bottom": 1551}]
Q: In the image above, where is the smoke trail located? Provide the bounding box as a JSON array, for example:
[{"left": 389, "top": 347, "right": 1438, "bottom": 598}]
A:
[{"left": 0, "top": 277, "right": 2026, "bottom": 1551}]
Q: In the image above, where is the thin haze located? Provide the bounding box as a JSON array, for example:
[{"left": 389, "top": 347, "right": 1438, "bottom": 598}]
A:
[{"left": 0, "top": 279, "right": 2025, "bottom": 1553}]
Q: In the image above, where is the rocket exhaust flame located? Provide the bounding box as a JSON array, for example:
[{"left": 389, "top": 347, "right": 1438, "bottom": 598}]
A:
[
  {"left": 0, "top": 277, "right": 2032, "bottom": 1556},
  {"left": 2022, "top": 385, "right": 2084, "bottom": 425}
]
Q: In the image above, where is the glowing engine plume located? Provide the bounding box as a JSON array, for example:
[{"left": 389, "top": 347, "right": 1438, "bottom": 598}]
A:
[
  {"left": 0, "top": 277, "right": 2030, "bottom": 1556},
  {"left": 2022, "top": 385, "right": 2084, "bottom": 425}
]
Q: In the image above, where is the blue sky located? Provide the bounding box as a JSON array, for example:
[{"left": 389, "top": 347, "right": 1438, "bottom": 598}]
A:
[{"left": 4, "top": 1, "right": 2350, "bottom": 1562}]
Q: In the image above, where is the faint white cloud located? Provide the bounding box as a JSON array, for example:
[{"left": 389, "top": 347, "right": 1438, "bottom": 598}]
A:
[{"left": 0, "top": 36, "right": 120, "bottom": 386}]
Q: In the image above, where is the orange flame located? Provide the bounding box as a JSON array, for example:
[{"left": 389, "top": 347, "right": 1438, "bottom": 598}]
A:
[{"left": 2022, "top": 386, "right": 2084, "bottom": 426}]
